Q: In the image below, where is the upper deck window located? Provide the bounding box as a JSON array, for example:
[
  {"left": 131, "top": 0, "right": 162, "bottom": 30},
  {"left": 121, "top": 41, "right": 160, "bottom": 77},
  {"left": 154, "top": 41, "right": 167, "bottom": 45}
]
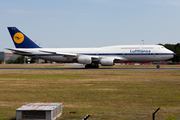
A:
[
  {"left": 121, "top": 47, "right": 139, "bottom": 49},
  {"left": 142, "top": 47, "right": 153, "bottom": 49}
]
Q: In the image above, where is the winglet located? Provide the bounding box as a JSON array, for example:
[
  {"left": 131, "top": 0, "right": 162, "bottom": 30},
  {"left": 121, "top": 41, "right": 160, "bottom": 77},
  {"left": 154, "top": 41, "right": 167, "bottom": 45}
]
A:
[{"left": 7, "top": 27, "right": 41, "bottom": 48}]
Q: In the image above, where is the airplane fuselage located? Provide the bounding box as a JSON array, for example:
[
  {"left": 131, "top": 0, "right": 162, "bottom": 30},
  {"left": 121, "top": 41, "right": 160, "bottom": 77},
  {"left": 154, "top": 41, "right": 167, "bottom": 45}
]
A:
[{"left": 11, "top": 45, "right": 174, "bottom": 63}]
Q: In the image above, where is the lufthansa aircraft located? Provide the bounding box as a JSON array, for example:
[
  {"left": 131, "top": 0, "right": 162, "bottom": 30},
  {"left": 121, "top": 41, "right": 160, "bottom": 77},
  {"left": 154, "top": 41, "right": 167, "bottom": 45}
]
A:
[{"left": 6, "top": 27, "right": 174, "bottom": 68}]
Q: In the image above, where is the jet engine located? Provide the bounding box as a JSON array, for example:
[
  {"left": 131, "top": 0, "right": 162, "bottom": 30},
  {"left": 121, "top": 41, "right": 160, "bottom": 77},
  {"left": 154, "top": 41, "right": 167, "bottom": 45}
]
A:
[
  {"left": 77, "top": 55, "right": 92, "bottom": 64},
  {"left": 100, "top": 58, "right": 114, "bottom": 66}
]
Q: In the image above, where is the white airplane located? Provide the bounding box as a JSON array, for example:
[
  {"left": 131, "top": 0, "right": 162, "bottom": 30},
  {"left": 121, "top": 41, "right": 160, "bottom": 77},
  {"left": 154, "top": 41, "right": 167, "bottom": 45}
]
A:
[{"left": 7, "top": 27, "right": 174, "bottom": 68}]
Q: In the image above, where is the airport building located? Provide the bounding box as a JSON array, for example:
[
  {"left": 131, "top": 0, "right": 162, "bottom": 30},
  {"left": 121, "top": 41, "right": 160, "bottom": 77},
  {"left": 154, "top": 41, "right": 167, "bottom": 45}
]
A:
[
  {"left": 0, "top": 51, "right": 47, "bottom": 64},
  {"left": 16, "top": 103, "right": 62, "bottom": 120},
  {"left": 0, "top": 52, "right": 19, "bottom": 62}
]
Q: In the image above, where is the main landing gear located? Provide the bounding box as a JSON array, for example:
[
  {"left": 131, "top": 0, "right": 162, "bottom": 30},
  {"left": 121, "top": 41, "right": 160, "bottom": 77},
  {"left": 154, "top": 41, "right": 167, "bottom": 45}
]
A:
[
  {"left": 156, "top": 64, "right": 160, "bottom": 69},
  {"left": 85, "top": 63, "right": 99, "bottom": 68}
]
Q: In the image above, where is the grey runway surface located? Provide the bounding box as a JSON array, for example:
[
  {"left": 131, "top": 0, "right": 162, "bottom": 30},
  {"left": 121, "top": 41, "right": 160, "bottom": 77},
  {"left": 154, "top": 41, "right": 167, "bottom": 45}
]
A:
[{"left": 0, "top": 67, "right": 180, "bottom": 70}]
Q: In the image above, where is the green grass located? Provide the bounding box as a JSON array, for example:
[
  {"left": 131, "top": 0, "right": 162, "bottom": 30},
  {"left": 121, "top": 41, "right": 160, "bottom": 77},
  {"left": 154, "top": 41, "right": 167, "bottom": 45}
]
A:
[{"left": 0, "top": 70, "right": 180, "bottom": 120}]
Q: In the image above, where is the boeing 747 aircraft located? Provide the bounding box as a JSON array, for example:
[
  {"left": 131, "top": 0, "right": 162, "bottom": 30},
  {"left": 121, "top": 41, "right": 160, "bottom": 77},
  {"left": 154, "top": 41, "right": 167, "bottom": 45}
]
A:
[{"left": 6, "top": 27, "right": 174, "bottom": 68}]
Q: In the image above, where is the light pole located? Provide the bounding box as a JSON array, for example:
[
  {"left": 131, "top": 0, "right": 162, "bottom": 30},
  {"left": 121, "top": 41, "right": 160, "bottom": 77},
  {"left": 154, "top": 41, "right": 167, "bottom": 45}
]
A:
[{"left": 142, "top": 40, "right": 144, "bottom": 45}]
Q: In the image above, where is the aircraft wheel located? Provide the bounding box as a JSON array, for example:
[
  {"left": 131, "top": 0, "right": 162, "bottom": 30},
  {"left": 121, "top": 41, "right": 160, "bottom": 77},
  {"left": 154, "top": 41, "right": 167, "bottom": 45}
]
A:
[
  {"left": 156, "top": 65, "right": 160, "bottom": 69},
  {"left": 85, "top": 64, "right": 99, "bottom": 68},
  {"left": 93, "top": 65, "right": 99, "bottom": 68},
  {"left": 85, "top": 64, "right": 91, "bottom": 68}
]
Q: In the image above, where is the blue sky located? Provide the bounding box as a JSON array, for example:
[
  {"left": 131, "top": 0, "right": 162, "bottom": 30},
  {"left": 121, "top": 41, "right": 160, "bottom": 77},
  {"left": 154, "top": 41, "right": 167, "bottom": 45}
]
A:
[{"left": 1, "top": 0, "right": 180, "bottom": 51}]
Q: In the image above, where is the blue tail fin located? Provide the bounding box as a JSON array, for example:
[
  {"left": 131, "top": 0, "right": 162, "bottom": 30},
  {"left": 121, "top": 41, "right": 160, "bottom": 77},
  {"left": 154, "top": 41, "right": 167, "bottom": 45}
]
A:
[{"left": 7, "top": 27, "right": 41, "bottom": 48}]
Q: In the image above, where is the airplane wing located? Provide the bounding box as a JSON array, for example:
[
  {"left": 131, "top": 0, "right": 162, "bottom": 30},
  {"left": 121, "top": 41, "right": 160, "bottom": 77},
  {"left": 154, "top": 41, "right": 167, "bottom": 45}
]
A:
[
  {"left": 6, "top": 49, "right": 127, "bottom": 61},
  {"left": 40, "top": 50, "right": 101, "bottom": 59},
  {"left": 40, "top": 50, "right": 126, "bottom": 61},
  {"left": 5, "top": 48, "right": 32, "bottom": 54},
  {"left": 40, "top": 50, "right": 78, "bottom": 58}
]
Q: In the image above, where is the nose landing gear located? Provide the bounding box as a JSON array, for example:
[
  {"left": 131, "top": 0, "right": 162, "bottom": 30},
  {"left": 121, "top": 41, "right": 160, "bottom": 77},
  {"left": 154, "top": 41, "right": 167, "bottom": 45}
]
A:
[{"left": 156, "top": 64, "right": 160, "bottom": 69}]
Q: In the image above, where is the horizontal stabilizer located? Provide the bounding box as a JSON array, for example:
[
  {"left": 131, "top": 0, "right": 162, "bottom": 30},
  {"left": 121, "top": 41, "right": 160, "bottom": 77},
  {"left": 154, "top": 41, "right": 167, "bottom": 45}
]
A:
[{"left": 5, "top": 48, "right": 32, "bottom": 54}]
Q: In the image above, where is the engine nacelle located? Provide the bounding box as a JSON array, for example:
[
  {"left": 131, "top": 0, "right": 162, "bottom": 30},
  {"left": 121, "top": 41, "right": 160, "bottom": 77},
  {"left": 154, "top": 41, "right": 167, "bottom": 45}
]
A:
[
  {"left": 77, "top": 56, "right": 92, "bottom": 64},
  {"left": 100, "top": 58, "right": 114, "bottom": 66}
]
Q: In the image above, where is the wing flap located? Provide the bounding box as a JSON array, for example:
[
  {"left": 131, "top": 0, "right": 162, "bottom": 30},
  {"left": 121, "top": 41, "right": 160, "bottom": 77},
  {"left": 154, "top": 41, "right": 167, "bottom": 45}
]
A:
[{"left": 113, "top": 56, "right": 128, "bottom": 61}]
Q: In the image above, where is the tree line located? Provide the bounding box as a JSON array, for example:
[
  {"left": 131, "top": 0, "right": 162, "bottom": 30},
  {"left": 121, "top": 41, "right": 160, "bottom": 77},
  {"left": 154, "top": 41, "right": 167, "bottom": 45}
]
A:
[{"left": 5, "top": 56, "right": 37, "bottom": 64}]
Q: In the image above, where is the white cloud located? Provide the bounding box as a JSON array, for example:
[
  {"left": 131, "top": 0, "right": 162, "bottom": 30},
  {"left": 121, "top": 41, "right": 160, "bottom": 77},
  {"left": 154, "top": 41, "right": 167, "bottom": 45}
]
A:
[
  {"left": 150, "top": 0, "right": 180, "bottom": 6},
  {"left": 49, "top": 18, "right": 62, "bottom": 21},
  {"left": 7, "top": 9, "right": 30, "bottom": 14},
  {"left": 80, "top": 0, "right": 109, "bottom": 3},
  {"left": 168, "top": 1, "right": 180, "bottom": 6},
  {"left": 41, "top": 10, "right": 68, "bottom": 14}
]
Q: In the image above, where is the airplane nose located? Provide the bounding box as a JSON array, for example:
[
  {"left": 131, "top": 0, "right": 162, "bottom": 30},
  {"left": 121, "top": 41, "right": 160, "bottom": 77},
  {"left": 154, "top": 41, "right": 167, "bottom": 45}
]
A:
[
  {"left": 173, "top": 52, "right": 175, "bottom": 55},
  {"left": 168, "top": 49, "right": 174, "bottom": 55}
]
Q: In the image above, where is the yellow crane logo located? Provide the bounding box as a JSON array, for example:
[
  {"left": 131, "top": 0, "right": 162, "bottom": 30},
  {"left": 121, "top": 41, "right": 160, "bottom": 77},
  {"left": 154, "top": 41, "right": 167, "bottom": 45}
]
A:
[{"left": 13, "top": 32, "right": 24, "bottom": 44}]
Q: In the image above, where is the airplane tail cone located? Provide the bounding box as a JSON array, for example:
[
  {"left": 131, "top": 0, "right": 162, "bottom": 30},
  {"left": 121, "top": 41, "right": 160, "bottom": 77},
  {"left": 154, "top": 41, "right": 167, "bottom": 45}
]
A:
[{"left": 7, "top": 27, "right": 40, "bottom": 48}]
